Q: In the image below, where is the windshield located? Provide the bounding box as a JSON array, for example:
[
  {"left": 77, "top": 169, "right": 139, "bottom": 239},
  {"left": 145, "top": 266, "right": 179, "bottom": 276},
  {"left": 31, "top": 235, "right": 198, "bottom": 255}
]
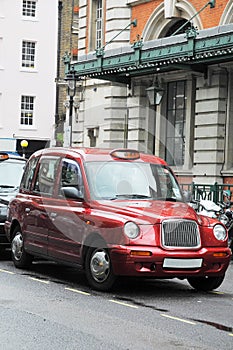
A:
[
  {"left": 0, "top": 159, "right": 26, "bottom": 187},
  {"left": 85, "top": 161, "right": 183, "bottom": 202}
]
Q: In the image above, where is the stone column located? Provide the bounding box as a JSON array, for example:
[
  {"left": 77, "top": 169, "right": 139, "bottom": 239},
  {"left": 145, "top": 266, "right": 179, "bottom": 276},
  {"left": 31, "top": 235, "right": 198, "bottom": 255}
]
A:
[
  {"left": 103, "top": 83, "right": 128, "bottom": 148},
  {"left": 126, "top": 82, "right": 149, "bottom": 152},
  {"left": 193, "top": 67, "right": 228, "bottom": 184}
]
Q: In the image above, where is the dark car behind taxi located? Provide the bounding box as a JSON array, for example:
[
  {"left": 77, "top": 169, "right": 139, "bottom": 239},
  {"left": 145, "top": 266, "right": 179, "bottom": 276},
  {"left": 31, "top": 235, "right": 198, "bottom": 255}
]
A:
[{"left": 0, "top": 152, "right": 26, "bottom": 250}]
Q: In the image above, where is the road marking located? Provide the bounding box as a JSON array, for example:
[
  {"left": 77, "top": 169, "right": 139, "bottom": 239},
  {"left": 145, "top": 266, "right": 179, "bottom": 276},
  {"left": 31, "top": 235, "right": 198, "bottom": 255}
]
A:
[
  {"left": 210, "top": 291, "right": 224, "bottom": 295},
  {"left": 109, "top": 299, "right": 138, "bottom": 309},
  {"left": 65, "top": 287, "right": 91, "bottom": 295},
  {"left": 229, "top": 333, "right": 233, "bottom": 337},
  {"left": 0, "top": 268, "right": 15, "bottom": 275},
  {"left": 160, "top": 314, "right": 196, "bottom": 325},
  {"left": 28, "top": 277, "right": 49, "bottom": 284}
]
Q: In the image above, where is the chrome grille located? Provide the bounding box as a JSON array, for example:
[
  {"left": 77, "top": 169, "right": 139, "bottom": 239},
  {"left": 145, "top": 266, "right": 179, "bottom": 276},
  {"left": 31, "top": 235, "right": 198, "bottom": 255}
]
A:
[{"left": 162, "top": 220, "right": 200, "bottom": 249}]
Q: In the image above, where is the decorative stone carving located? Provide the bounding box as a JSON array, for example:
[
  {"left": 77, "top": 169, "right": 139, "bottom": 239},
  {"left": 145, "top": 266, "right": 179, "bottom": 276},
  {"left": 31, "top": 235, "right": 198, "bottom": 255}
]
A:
[{"left": 164, "top": 0, "right": 179, "bottom": 18}]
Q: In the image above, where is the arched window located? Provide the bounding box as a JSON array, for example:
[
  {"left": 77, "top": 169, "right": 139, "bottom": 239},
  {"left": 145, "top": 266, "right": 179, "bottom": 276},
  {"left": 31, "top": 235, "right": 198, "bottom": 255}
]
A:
[{"left": 164, "top": 19, "right": 190, "bottom": 37}]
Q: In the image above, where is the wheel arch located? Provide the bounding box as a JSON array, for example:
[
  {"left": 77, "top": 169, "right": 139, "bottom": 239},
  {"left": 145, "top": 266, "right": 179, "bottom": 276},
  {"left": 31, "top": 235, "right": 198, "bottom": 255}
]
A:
[
  {"left": 9, "top": 220, "right": 21, "bottom": 241},
  {"left": 82, "top": 232, "right": 107, "bottom": 267}
]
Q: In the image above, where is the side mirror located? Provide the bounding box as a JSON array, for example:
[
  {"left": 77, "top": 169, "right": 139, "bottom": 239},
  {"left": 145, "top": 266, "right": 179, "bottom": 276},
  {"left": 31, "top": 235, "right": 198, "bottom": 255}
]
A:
[
  {"left": 61, "top": 186, "right": 84, "bottom": 200},
  {"left": 182, "top": 190, "right": 193, "bottom": 203}
]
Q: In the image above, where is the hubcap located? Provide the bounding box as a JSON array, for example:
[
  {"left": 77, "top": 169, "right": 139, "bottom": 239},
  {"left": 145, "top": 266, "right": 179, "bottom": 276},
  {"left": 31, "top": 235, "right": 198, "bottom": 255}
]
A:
[
  {"left": 90, "top": 249, "right": 110, "bottom": 283},
  {"left": 12, "top": 233, "right": 23, "bottom": 261}
]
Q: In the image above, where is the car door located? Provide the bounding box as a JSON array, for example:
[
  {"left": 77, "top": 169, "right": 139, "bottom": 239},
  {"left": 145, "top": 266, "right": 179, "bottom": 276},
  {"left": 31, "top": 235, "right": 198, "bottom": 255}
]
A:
[
  {"left": 23, "top": 156, "right": 60, "bottom": 257},
  {"left": 47, "top": 157, "right": 86, "bottom": 264}
]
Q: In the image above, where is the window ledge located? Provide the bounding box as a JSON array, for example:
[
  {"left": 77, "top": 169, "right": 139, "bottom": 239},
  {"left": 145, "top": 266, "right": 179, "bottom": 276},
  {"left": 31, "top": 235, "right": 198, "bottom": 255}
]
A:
[
  {"left": 20, "top": 69, "right": 38, "bottom": 73},
  {"left": 19, "top": 127, "right": 37, "bottom": 130},
  {"left": 221, "top": 169, "right": 233, "bottom": 176}
]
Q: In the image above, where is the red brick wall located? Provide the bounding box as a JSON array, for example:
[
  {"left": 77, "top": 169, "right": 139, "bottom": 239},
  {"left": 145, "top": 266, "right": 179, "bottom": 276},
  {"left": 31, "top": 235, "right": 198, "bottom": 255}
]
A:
[
  {"left": 224, "top": 177, "right": 233, "bottom": 185},
  {"left": 130, "top": 0, "right": 229, "bottom": 42},
  {"left": 192, "top": 0, "right": 229, "bottom": 27},
  {"left": 131, "top": 0, "right": 163, "bottom": 42}
]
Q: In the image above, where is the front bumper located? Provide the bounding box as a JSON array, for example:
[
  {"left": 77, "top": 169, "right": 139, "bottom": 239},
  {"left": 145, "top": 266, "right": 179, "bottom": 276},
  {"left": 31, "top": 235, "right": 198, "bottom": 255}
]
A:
[{"left": 110, "top": 245, "right": 231, "bottom": 278}]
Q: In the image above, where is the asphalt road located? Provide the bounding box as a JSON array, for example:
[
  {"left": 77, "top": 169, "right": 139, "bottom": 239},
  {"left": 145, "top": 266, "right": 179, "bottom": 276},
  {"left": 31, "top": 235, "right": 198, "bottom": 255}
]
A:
[{"left": 0, "top": 250, "right": 232, "bottom": 350}]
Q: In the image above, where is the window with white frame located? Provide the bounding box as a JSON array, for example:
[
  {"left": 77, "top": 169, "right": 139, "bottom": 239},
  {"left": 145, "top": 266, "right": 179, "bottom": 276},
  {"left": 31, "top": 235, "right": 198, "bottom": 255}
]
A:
[
  {"left": 21, "top": 96, "right": 34, "bottom": 126},
  {"left": 96, "top": 0, "right": 103, "bottom": 49},
  {"left": 22, "top": 0, "right": 37, "bottom": 17},
  {"left": 89, "top": 0, "right": 104, "bottom": 51},
  {"left": 22, "top": 41, "right": 36, "bottom": 68},
  {"left": 165, "top": 81, "right": 187, "bottom": 166},
  {"left": 72, "top": 7, "right": 79, "bottom": 35}
]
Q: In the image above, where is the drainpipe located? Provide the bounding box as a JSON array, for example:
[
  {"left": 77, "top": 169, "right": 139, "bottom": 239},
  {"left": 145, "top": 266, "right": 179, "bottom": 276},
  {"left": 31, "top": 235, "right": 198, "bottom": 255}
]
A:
[{"left": 54, "top": 1, "right": 63, "bottom": 145}]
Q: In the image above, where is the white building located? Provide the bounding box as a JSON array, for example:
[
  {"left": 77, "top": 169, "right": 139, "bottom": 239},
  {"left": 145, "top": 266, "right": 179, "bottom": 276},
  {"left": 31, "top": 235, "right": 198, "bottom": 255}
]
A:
[{"left": 0, "top": 0, "right": 57, "bottom": 156}]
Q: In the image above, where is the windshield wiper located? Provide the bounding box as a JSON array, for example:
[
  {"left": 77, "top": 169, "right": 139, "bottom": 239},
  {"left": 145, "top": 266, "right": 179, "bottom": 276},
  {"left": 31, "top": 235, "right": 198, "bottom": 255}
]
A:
[{"left": 115, "top": 194, "right": 151, "bottom": 199}]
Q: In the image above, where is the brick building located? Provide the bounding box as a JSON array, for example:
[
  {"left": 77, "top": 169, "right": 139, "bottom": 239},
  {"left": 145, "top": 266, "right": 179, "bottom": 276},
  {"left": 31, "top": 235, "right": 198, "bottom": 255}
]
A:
[
  {"left": 55, "top": 0, "right": 79, "bottom": 146},
  {"left": 64, "top": 0, "right": 233, "bottom": 186}
]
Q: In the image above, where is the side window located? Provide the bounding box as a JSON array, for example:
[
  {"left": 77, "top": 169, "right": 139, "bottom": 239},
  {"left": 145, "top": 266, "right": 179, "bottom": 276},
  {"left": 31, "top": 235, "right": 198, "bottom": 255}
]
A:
[
  {"left": 59, "top": 159, "right": 83, "bottom": 196},
  {"left": 33, "top": 157, "right": 59, "bottom": 195},
  {"left": 20, "top": 157, "right": 39, "bottom": 191}
]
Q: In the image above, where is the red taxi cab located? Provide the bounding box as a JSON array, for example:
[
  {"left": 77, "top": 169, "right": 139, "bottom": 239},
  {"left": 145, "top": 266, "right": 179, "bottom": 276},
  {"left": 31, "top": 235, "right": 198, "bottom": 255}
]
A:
[{"left": 5, "top": 147, "right": 231, "bottom": 291}]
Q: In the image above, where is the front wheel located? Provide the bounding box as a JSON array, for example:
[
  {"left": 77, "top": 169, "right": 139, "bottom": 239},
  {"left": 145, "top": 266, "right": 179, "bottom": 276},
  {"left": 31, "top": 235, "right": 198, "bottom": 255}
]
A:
[
  {"left": 187, "top": 275, "right": 225, "bottom": 291},
  {"left": 85, "top": 245, "right": 116, "bottom": 291},
  {"left": 11, "top": 227, "right": 33, "bottom": 268}
]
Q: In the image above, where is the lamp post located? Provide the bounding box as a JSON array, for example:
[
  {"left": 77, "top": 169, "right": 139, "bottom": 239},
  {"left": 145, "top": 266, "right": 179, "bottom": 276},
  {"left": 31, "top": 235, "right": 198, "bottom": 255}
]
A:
[
  {"left": 146, "top": 78, "right": 165, "bottom": 154},
  {"left": 67, "top": 77, "right": 76, "bottom": 146},
  {"left": 20, "top": 139, "right": 28, "bottom": 158},
  {"left": 146, "top": 82, "right": 164, "bottom": 106}
]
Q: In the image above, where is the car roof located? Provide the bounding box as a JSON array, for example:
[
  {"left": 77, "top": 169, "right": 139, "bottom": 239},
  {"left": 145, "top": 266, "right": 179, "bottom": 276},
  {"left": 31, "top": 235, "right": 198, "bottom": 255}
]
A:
[
  {"left": 0, "top": 152, "right": 27, "bottom": 162},
  {"left": 30, "top": 147, "right": 167, "bottom": 165}
]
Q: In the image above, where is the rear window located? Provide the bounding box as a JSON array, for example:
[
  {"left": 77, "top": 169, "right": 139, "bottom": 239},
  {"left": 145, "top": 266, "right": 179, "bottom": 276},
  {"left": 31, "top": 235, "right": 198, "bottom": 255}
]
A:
[
  {"left": 20, "top": 157, "right": 39, "bottom": 191},
  {"left": 0, "top": 159, "right": 26, "bottom": 187}
]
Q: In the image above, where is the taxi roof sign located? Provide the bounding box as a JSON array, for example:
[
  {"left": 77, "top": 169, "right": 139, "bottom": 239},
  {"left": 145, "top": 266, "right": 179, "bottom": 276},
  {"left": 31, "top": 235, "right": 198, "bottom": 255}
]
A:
[
  {"left": 110, "top": 149, "right": 140, "bottom": 160},
  {"left": 0, "top": 152, "right": 9, "bottom": 161}
]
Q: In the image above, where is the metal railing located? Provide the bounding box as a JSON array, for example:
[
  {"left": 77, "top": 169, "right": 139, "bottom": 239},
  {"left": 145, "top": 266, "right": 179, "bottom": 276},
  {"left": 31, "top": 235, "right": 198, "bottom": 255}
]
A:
[{"left": 180, "top": 182, "right": 233, "bottom": 204}]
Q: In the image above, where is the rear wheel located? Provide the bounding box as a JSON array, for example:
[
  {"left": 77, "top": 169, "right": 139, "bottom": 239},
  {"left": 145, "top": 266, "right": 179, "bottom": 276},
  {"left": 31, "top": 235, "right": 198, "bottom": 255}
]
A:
[
  {"left": 187, "top": 275, "right": 225, "bottom": 291},
  {"left": 11, "top": 226, "right": 33, "bottom": 268},
  {"left": 85, "top": 242, "right": 116, "bottom": 291}
]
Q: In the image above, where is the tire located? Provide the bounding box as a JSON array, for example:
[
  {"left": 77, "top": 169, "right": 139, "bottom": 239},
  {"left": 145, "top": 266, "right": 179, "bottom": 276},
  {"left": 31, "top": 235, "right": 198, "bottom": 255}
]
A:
[
  {"left": 11, "top": 226, "right": 33, "bottom": 268},
  {"left": 84, "top": 242, "right": 116, "bottom": 291},
  {"left": 187, "top": 275, "right": 225, "bottom": 292}
]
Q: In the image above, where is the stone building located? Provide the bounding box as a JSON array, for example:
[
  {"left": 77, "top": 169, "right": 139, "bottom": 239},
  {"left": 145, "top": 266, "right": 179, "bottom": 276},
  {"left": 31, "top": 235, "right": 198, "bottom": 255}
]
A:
[{"left": 64, "top": 0, "right": 233, "bottom": 186}]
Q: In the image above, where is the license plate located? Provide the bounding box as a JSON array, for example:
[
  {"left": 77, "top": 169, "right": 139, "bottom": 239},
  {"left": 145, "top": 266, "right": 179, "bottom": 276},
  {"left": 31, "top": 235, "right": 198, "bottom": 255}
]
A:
[{"left": 163, "top": 258, "right": 203, "bottom": 269}]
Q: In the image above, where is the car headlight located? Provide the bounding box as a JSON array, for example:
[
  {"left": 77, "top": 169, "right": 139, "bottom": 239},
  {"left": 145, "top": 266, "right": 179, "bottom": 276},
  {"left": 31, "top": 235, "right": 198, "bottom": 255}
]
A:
[
  {"left": 213, "top": 224, "right": 227, "bottom": 241},
  {"left": 124, "top": 221, "right": 140, "bottom": 239}
]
